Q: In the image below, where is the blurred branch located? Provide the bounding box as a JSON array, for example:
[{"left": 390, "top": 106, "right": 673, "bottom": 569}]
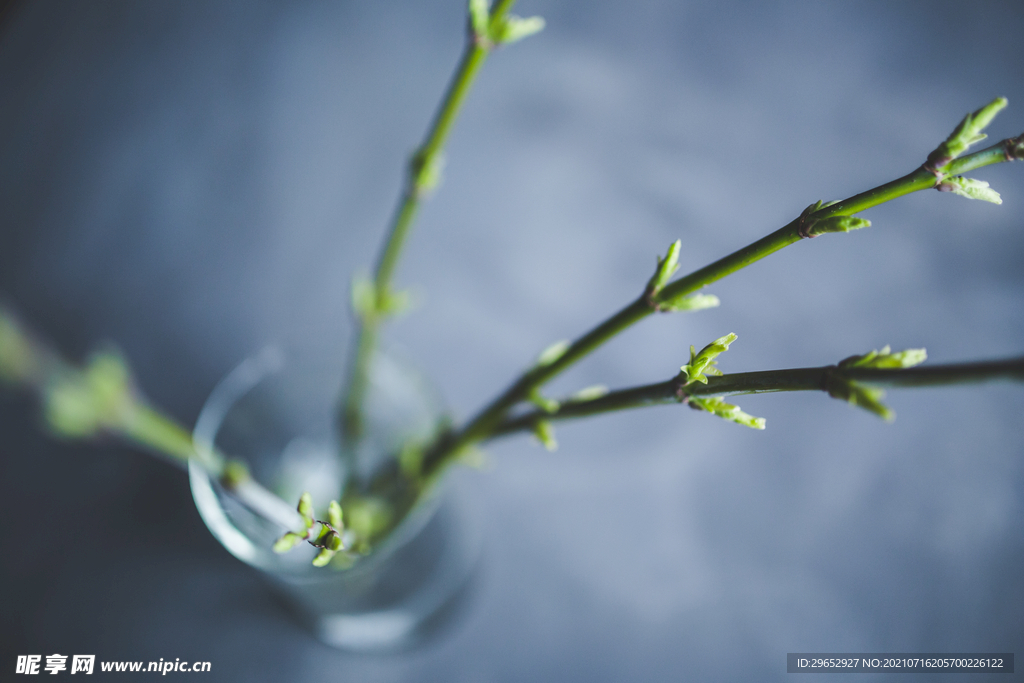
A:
[{"left": 0, "top": 303, "right": 302, "bottom": 530}]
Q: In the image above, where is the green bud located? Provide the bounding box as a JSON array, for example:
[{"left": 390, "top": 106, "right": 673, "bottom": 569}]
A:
[
  {"left": 351, "top": 275, "right": 376, "bottom": 319},
  {"left": 328, "top": 500, "right": 343, "bottom": 530},
  {"left": 840, "top": 346, "right": 927, "bottom": 369},
  {"left": 411, "top": 151, "right": 445, "bottom": 196},
  {"left": 534, "top": 420, "right": 557, "bottom": 451},
  {"left": 379, "top": 288, "right": 412, "bottom": 316},
  {"left": 272, "top": 531, "right": 303, "bottom": 554},
  {"left": 571, "top": 385, "right": 609, "bottom": 402},
  {"left": 936, "top": 176, "right": 1002, "bottom": 204},
  {"left": 840, "top": 348, "right": 878, "bottom": 367},
  {"left": 457, "top": 445, "right": 489, "bottom": 469},
  {"left": 796, "top": 199, "right": 871, "bottom": 239},
  {"left": 893, "top": 348, "right": 928, "bottom": 368},
  {"left": 491, "top": 14, "right": 545, "bottom": 45},
  {"left": 311, "top": 523, "right": 330, "bottom": 545},
  {"left": 529, "top": 388, "right": 560, "bottom": 414},
  {"left": 220, "top": 460, "right": 250, "bottom": 489},
  {"left": 680, "top": 333, "right": 737, "bottom": 385},
  {"left": 345, "top": 497, "right": 392, "bottom": 539},
  {"left": 806, "top": 215, "right": 871, "bottom": 237},
  {"left": 802, "top": 199, "right": 840, "bottom": 214},
  {"left": 45, "top": 349, "right": 139, "bottom": 439},
  {"left": 352, "top": 275, "right": 411, "bottom": 319},
  {"left": 45, "top": 373, "right": 103, "bottom": 438},
  {"left": 690, "top": 396, "right": 766, "bottom": 430},
  {"left": 967, "top": 97, "right": 1008, "bottom": 137},
  {"left": 536, "top": 340, "right": 570, "bottom": 367},
  {"left": 826, "top": 360, "right": 896, "bottom": 420},
  {"left": 321, "top": 530, "right": 344, "bottom": 552},
  {"left": 646, "top": 240, "right": 682, "bottom": 295},
  {"left": 85, "top": 351, "right": 132, "bottom": 405},
  {"left": 928, "top": 97, "right": 1008, "bottom": 168},
  {"left": 297, "top": 492, "right": 315, "bottom": 528},
  {"left": 656, "top": 292, "right": 720, "bottom": 313},
  {"left": 834, "top": 380, "right": 894, "bottom": 421},
  {"left": 468, "top": 0, "right": 490, "bottom": 39},
  {"left": 312, "top": 548, "right": 336, "bottom": 567}
]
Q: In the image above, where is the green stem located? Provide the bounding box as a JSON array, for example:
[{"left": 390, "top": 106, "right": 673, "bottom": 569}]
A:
[
  {"left": 115, "top": 400, "right": 305, "bottom": 529},
  {"left": 490, "top": 357, "right": 1024, "bottom": 437},
  {"left": 342, "top": 0, "right": 518, "bottom": 443},
  {"left": 420, "top": 138, "right": 1022, "bottom": 475},
  {"left": 946, "top": 137, "right": 1023, "bottom": 175},
  {"left": 121, "top": 402, "right": 304, "bottom": 529},
  {"left": 1, "top": 305, "right": 305, "bottom": 530},
  {"left": 122, "top": 404, "right": 201, "bottom": 465}
]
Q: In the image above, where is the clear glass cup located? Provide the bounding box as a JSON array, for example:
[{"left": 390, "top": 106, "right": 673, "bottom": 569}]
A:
[{"left": 188, "top": 343, "right": 480, "bottom": 651}]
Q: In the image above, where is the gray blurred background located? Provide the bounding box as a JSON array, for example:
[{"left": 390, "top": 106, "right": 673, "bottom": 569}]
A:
[{"left": 1, "top": 1, "right": 1022, "bottom": 680}]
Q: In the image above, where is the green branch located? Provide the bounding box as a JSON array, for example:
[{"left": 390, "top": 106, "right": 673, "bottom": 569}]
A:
[
  {"left": 341, "top": 0, "right": 544, "bottom": 443},
  {"left": 0, "top": 304, "right": 303, "bottom": 531},
  {"left": 418, "top": 99, "right": 1022, "bottom": 475},
  {"left": 489, "top": 355, "right": 1024, "bottom": 439}
]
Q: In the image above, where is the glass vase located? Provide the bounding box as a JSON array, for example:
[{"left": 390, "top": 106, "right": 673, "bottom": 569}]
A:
[{"left": 188, "top": 343, "right": 479, "bottom": 651}]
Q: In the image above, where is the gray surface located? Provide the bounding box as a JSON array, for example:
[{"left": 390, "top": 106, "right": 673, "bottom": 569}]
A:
[{"left": 2, "top": 1, "right": 1023, "bottom": 680}]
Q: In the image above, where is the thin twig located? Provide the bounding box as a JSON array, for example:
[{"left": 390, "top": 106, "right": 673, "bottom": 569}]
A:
[
  {"left": 488, "top": 357, "right": 1024, "bottom": 438},
  {"left": 418, "top": 133, "right": 1022, "bottom": 477},
  {"left": 341, "top": 0, "right": 521, "bottom": 443}
]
